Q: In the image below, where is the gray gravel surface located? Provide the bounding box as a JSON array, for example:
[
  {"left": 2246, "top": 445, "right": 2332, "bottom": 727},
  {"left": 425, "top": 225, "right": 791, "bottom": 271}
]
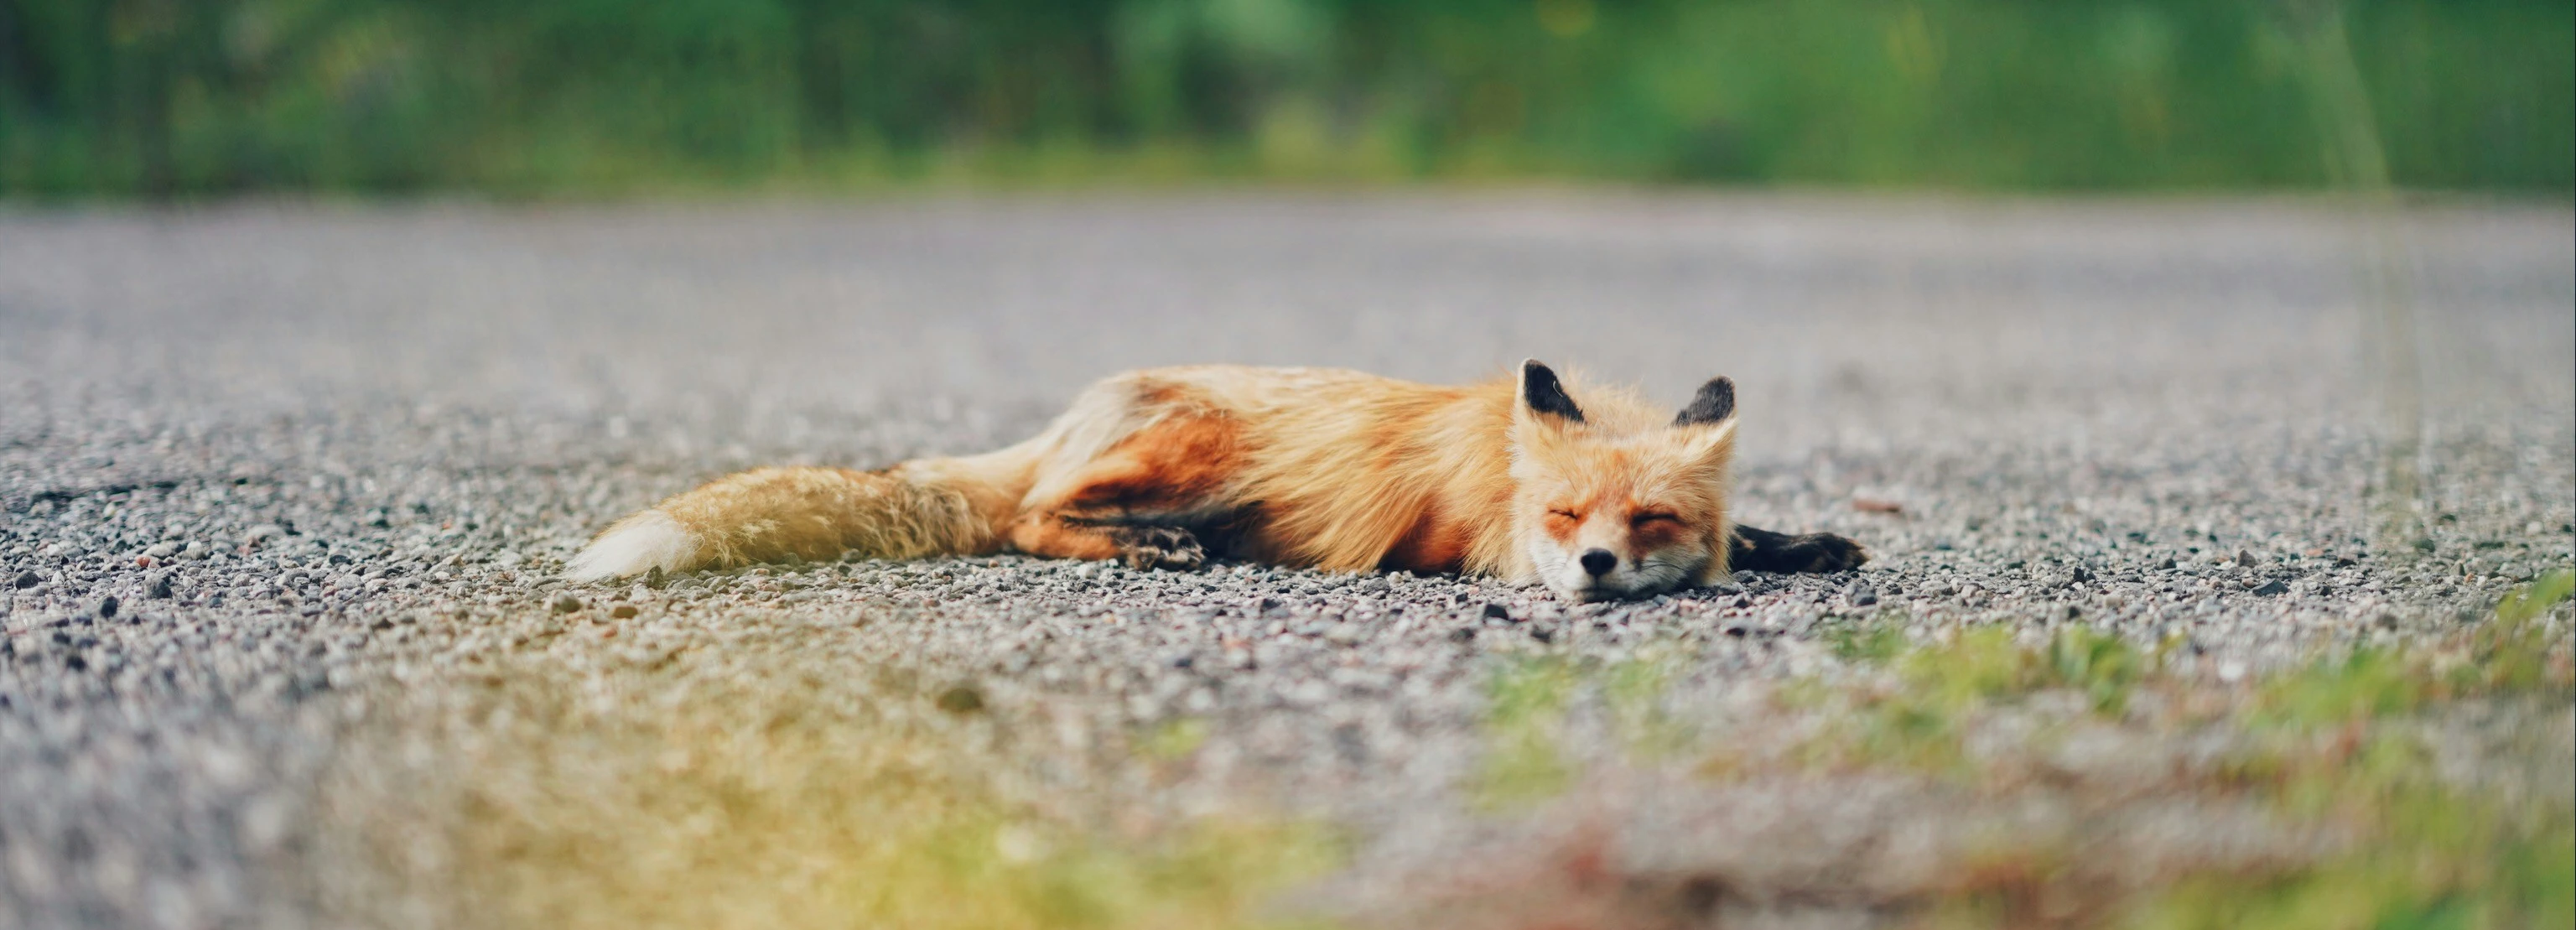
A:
[{"left": 2, "top": 195, "right": 2570, "bottom": 928}]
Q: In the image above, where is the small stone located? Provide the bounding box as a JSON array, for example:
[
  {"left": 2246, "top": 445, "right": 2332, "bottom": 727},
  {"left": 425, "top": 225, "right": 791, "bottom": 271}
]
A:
[
  {"left": 2412, "top": 538, "right": 2437, "bottom": 553},
  {"left": 366, "top": 509, "right": 391, "bottom": 527},
  {"left": 610, "top": 604, "right": 639, "bottom": 619},
  {"left": 936, "top": 684, "right": 985, "bottom": 714},
  {"left": 1845, "top": 583, "right": 1877, "bottom": 606},
  {"left": 2070, "top": 565, "right": 2092, "bottom": 583},
  {"left": 245, "top": 525, "right": 286, "bottom": 546},
  {"left": 144, "top": 542, "right": 178, "bottom": 559},
  {"left": 180, "top": 541, "right": 210, "bottom": 559},
  {"left": 2250, "top": 579, "right": 2288, "bottom": 596},
  {"left": 148, "top": 575, "right": 174, "bottom": 600},
  {"left": 550, "top": 594, "right": 584, "bottom": 614},
  {"left": 1448, "top": 627, "right": 1477, "bottom": 642},
  {"left": 12, "top": 571, "right": 39, "bottom": 589},
  {"left": 96, "top": 595, "right": 118, "bottom": 620},
  {"left": 2236, "top": 549, "right": 2257, "bottom": 566},
  {"left": 1482, "top": 603, "right": 1512, "bottom": 621}
]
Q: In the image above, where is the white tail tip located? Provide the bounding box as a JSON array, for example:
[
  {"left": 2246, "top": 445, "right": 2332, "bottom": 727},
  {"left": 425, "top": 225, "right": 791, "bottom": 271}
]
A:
[{"left": 564, "top": 509, "right": 698, "bottom": 582}]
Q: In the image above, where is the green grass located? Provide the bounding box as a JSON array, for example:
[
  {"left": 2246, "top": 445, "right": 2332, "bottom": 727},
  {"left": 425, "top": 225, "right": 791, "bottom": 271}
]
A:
[
  {"left": 1475, "top": 572, "right": 2573, "bottom": 927},
  {"left": 1472, "top": 657, "right": 1579, "bottom": 809},
  {"left": 1827, "top": 618, "right": 1909, "bottom": 663},
  {"left": 332, "top": 570, "right": 2573, "bottom": 927},
  {"left": 6, "top": 0, "right": 2568, "bottom": 195},
  {"left": 2258, "top": 569, "right": 2574, "bottom": 728},
  {"left": 2132, "top": 756, "right": 2573, "bottom": 930},
  {"left": 1801, "top": 625, "right": 2152, "bottom": 773},
  {"left": 1817, "top": 574, "right": 2575, "bottom": 927},
  {"left": 325, "top": 657, "right": 1339, "bottom": 930}
]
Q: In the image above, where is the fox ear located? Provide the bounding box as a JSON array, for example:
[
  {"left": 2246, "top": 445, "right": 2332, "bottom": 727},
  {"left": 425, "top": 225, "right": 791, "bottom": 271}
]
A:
[
  {"left": 1673, "top": 376, "right": 1735, "bottom": 428},
  {"left": 1519, "top": 360, "right": 1586, "bottom": 424}
]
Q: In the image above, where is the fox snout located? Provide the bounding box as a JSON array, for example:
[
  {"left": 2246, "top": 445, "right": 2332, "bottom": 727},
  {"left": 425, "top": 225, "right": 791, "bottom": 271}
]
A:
[
  {"left": 1532, "top": 528, "right": 1709, "bottom": 601},
  {"left": 1578, "top": 549, "right": 1618, "bottom": 577},
  {"left": 1528, "top": 501, "right": 1713, "bottom": 600}
]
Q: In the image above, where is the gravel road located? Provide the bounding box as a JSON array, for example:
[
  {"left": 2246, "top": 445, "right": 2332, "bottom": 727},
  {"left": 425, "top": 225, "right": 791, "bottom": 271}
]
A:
[{"left": 2, "top": 195, "right": 2570, "bottom": 928}]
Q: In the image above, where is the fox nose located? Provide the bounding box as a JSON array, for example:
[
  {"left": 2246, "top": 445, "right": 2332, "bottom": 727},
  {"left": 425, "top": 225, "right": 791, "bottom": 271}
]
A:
[{"left": 1579, "top": 549, "right": 1617, "bottom": 577}]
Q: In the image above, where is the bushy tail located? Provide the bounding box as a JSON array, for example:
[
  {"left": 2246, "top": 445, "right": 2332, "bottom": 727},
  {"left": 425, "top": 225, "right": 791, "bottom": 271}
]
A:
[{"left": 564, "top": 465, "right": 1000, "bottom": 583}]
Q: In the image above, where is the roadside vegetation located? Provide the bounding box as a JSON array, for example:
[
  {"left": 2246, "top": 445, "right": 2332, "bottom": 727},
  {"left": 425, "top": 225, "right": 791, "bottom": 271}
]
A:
[
  {"left": 5, "top": 0, "right": 2568, "bottom": 195},
  {"left": 310, "top": 568, "right": 2570, "bottom": 929},
  {"left": 1453, "top": 570, "right": 2574, "bottom": 928},
  {"left": 320, "top": 652, "right": 1338, "bottom": 930}
]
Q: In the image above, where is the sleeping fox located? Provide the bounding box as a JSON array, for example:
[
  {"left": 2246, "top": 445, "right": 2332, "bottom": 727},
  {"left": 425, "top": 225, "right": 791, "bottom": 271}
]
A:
[{"left": 566, "top": 361, "right": 1864, "bottom": 601}]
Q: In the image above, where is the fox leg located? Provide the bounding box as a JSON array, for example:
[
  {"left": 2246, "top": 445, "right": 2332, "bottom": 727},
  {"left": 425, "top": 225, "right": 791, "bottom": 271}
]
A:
[
  {"left": 1728, "top": 525, "right": 1867, "bottom": 574},
  {"left": 1010, "top": 517, "right": 1208, "bottom": 570},
  {"left": 1004, "top": 412, "right": 1239, "bottom": 571}
]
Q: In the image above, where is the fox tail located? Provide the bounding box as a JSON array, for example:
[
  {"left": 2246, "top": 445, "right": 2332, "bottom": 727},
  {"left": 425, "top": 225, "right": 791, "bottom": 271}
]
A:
[{"left": 563, "top": 462, "right": 1014, "bottom": 583}]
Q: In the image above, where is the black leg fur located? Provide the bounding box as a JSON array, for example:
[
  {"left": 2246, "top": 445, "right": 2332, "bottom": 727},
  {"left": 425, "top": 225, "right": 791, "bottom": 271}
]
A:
[
  {"left": 1102, "top": 524, "right": 1208, "bottom": 571},
  {"left": 1729, "top": 525, "right": 1867, "bottom": 574}
]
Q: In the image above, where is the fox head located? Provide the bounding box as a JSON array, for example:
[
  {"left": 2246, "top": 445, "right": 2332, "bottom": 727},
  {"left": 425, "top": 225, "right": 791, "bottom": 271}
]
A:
[{"left": 1509, "top": 360, "right": 1737, "bottom": 601}]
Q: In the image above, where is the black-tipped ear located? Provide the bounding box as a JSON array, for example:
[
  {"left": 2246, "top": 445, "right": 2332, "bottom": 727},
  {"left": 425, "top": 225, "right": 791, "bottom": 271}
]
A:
[
  {"left": 1674, "top": 376, "right": 1735, "bottom": 427},
  {"left": 1519, "top": 360, "right": 1586, "bottom": 423}
]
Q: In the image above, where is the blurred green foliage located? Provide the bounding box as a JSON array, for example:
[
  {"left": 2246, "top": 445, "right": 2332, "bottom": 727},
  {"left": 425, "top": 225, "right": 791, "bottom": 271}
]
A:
[{"left": 2, "top": 0, "right": 2568, "bottom": 195}]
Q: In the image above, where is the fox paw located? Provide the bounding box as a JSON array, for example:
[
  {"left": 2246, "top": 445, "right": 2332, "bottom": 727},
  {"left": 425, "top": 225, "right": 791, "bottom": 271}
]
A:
[
  {"left": 1110, "top": 526, "right": 1206, "bottom": 571},
  {"left": 1791, "top": 533, "right": 1868, "bottom": 573},
  {"left": 1732, "top": 527, "right": 1869, "bottom": 574}
]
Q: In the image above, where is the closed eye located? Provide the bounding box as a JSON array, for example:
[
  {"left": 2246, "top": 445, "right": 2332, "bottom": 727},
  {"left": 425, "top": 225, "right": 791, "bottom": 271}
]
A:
[
  {"left": 1631, "top": 512, "right": 1681, "bottom": 527},
  {"left": 1549, "top": 508, "right": 1581, "bottom": 519}
]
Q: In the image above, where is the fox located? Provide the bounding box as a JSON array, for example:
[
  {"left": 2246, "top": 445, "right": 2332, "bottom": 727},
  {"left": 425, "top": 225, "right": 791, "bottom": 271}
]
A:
[{"left": 565, "top": 361, "right": 1864, "bottom": 601}]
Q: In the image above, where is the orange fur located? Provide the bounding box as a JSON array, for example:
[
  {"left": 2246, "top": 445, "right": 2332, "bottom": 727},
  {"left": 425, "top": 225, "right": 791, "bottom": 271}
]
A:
[{"left": 567, "top": 363, "right": 1758, "bottom": 600}]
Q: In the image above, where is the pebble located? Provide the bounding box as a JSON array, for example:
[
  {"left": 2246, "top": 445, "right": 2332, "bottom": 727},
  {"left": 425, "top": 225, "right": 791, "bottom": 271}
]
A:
[{"left": 936, "top": 684, "right": 986, "bottom": 714}]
